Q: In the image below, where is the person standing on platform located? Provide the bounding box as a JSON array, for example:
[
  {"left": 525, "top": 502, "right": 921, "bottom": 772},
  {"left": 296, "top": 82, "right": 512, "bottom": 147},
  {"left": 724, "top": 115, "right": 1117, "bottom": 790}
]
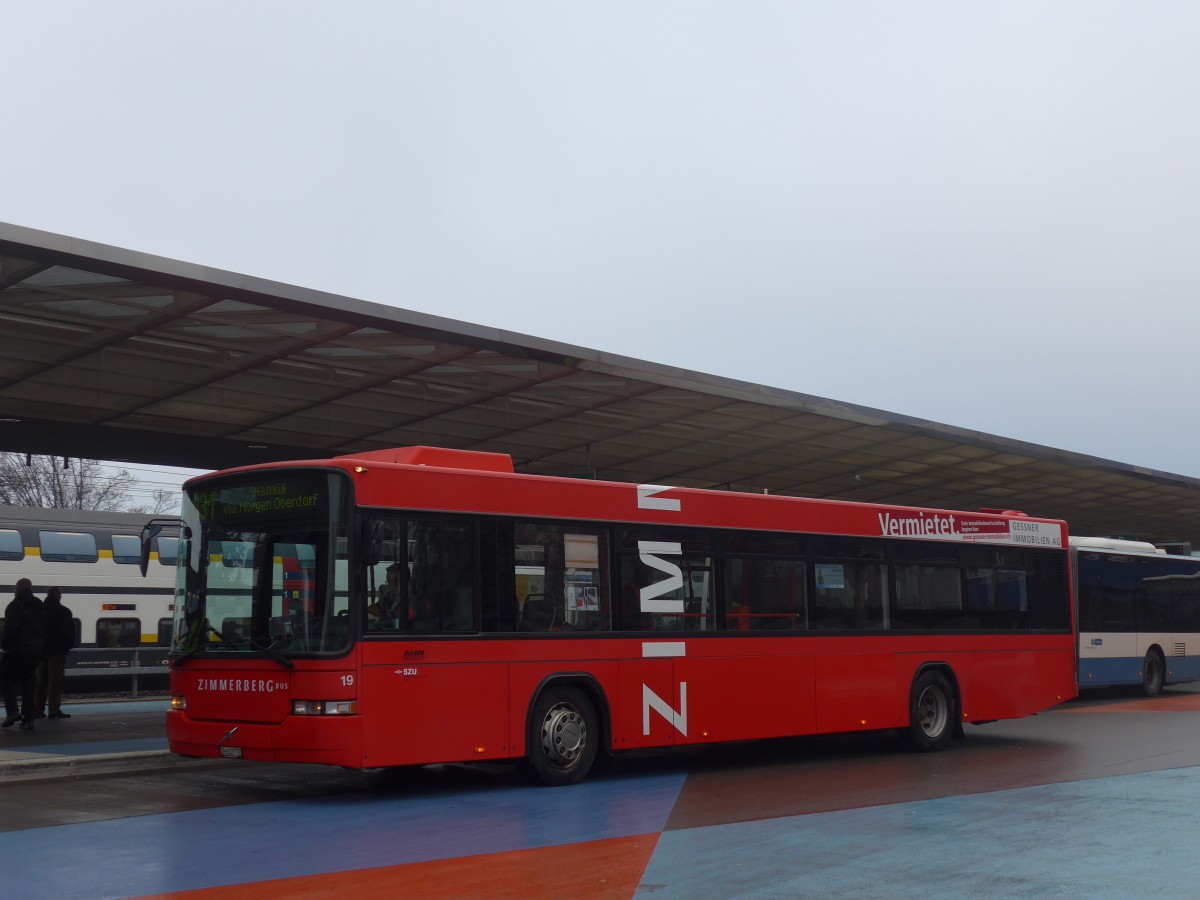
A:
[
  {"left": 2, "top": 578, "right": 47, "bottom": 730},
  {"left": 35, "top": 587, "right": 74, "bottom": 720}
]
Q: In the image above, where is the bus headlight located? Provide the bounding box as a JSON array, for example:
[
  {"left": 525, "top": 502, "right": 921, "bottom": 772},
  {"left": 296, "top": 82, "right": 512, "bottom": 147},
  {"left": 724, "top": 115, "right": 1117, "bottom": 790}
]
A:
[
  {"left": 292, "top": 700, "right": 357, "bottom": 716},
  {"left": 171, "top": 696, "right": 187, "bottom": 711}
]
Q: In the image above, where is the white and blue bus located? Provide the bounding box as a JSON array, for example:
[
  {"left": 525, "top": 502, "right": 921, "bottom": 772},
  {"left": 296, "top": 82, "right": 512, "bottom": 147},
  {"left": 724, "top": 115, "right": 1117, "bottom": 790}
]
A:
[{"left": 1072, "top": 536, "right": 1200, "bottom": 695}]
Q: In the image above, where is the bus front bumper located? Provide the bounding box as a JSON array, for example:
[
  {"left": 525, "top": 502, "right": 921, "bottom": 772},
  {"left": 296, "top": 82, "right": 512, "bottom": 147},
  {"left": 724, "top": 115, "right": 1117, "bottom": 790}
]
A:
[{"left": 166, "top": 710, "right": 364, "bottom": 767}]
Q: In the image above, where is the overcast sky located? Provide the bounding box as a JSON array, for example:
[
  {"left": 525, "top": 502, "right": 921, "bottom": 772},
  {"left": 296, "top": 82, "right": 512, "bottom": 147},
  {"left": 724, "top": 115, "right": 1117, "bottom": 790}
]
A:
[{"left": 5, "top": 3, "right": 1200, "bottom": 479}]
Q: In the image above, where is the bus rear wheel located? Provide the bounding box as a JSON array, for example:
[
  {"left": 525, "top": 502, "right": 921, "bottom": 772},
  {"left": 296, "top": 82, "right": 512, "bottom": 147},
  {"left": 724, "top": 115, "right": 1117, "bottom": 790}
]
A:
[
  {"left": 521, "top": 685, "right": 599, "bottom": 787},
  {"left": 1142, "top": 650, "right": 1165, "bottom": 697},
  {"left": 907, "top": 669, "right": 956, "bottom": 752}
]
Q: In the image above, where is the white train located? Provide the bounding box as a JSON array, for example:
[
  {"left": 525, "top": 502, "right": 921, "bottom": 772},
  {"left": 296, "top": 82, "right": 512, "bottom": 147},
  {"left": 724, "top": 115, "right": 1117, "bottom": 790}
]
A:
[{"left": 0, "top": 505, "right": 179, "bottom": 648}]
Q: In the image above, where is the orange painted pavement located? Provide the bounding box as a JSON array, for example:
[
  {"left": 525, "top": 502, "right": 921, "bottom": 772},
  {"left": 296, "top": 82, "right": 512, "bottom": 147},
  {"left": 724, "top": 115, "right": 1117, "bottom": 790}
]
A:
[{"left": 139, "top": 833, "right": 660, "bottom": 900}]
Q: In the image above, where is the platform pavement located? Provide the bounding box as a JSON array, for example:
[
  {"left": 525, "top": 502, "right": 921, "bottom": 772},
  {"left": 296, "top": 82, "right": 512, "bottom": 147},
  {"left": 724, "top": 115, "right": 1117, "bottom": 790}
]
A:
[
  {"left": 0, "top": 697, "right": 220, "bottom": 783},
  {"left": 6, "top": 690, "right": 1200, "bottom": 898}
]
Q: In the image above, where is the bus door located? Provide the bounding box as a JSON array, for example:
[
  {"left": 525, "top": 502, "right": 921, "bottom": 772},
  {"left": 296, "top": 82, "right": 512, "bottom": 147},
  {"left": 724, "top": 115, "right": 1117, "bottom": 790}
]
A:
[{"left": 359, "top": 516, "right": 509, "bottom": 767}]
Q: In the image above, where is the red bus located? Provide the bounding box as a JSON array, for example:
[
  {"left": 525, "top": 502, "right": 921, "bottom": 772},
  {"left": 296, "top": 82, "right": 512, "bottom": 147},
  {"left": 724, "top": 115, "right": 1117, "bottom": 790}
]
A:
[{"left": 154, "top": 445, "right": 1077, "bottom": 785}]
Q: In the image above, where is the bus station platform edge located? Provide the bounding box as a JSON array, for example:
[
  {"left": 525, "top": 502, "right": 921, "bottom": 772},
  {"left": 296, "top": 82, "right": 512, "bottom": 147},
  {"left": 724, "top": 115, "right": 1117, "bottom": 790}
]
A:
[{"left": 0, "top": 698, "right": 215, "bottom": 783}]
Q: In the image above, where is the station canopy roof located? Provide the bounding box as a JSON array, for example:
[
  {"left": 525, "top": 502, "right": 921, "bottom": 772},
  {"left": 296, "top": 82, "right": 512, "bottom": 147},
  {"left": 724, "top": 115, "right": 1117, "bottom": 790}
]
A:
[{"left": 2, "top": 221, "right": 1199, "bottom": 547}]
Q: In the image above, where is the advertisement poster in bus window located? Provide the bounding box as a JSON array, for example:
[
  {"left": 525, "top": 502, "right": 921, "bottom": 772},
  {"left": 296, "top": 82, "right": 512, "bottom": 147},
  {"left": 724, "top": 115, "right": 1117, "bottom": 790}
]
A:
[
  {"left": 568, "top": 584, "right": 599, "bottom": 611},
  {"left": 566, "top": 534, "right": 601, "bottom": 610},
  {"left": 816, "top": 564, "right": 845, "bottom": 589}
]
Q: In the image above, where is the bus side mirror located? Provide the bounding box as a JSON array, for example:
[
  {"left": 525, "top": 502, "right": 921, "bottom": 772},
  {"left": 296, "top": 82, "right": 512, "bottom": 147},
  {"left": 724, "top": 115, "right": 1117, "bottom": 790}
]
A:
[
  {"left": 139, "top": 523, "right": 164, "bottom": 577},
  {"left": 140, "top": 516, "right": 185, "bottom": 576}
]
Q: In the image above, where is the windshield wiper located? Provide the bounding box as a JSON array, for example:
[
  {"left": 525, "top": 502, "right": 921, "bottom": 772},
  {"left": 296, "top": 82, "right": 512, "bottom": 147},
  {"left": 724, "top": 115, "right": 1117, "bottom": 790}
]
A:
[
  {"left": 246, "top": 635, "right": 294, "bottom": 669},
  {"left": 171, "top": 624, "right": 293, "bottom": 669},
  {"left": 170, "top": 622, "right": 225, "bottom": 667},
  {"left": 218, "top": 632, "right": 294, "bottom": 669},
  {"left": 171, "top": 646, "right": 202, "bottom": 666}
]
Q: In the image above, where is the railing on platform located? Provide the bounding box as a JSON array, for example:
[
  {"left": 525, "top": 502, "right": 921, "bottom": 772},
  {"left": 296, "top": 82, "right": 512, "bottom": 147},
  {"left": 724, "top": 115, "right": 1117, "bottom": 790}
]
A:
[{"left": 65, "top": 648, "right": 171, "bottom": 698}]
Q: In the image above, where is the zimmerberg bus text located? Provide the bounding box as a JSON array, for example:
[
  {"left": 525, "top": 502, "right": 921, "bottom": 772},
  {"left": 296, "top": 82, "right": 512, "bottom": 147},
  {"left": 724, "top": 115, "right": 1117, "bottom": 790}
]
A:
[{"left": 197, "top": 678, "right": 288, "bottom": 693}]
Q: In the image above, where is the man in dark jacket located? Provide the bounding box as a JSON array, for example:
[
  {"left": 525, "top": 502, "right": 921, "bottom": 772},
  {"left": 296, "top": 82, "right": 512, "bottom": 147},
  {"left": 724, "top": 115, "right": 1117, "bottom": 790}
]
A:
[
  {"left": 2, "top": 578, "right": 47, "bottom": 730},
  {"left": 35, "top": 587, "right": 75, "bottom": 719}
]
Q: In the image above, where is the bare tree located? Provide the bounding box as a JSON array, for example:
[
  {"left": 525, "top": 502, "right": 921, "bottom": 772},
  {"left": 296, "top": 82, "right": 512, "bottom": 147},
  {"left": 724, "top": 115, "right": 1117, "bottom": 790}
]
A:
[
  {"left": 146, "top": 488, "right": 178, "bottom": 515},
  {"left": 0, "top": 454, "right": 176, "bottom": 513}
]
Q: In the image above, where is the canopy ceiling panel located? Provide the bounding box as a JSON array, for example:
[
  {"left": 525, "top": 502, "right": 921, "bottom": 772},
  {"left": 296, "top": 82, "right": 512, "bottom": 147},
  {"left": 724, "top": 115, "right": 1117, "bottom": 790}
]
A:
[{"left": 3, "top": 221, "right": 1200, "bottom": 546}]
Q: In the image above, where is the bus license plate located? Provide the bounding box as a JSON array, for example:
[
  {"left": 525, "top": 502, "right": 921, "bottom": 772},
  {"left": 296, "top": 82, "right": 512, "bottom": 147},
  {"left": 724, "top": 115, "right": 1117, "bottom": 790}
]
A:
[{"left": 220, "top": 746, "right": 243, "bottom": 759}]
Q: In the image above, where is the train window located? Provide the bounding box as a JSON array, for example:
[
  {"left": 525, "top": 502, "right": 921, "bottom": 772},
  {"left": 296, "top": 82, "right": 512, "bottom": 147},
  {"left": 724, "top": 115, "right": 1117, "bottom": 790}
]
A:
[
  {"left": 157, "top": 618, "right": 173, "bottom": 646},
  {"left": 96, "top": 618, "right": 141, "bottom": 648},
  {"left": 0, "top": 529, "right": 23, "bottom": 560},
  {"left": 157, "top": 536, "right": 180, "bottom": 565},
  {"left": 111, "top": 534, "right": 141, "bottom": 565},
  {"left": 39, "top": 530, "right": 99, "bottom": 563}
]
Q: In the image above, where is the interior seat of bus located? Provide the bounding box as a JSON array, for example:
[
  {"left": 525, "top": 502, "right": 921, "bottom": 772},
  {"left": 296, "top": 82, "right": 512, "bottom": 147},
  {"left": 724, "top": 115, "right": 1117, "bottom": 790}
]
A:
[{"left": 519, "top": 593, "right": 557, "bottom": 631}]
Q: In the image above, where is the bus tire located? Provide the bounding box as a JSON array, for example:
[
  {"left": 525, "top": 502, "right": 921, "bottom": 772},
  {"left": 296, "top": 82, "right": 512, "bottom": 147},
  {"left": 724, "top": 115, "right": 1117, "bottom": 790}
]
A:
[
  {"left": 521, "top": 685, "right": 598, "bottom": 787},
  {"left": 1142, "top": 649, "right": 1165, "bottom": 697},
  {"left": 907, "top": 669, "right": 955, "bottom": 752}
]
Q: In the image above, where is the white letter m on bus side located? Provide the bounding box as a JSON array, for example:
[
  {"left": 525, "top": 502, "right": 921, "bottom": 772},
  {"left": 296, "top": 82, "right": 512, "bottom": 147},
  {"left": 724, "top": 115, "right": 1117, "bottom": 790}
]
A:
[
  {"left": 642, "top": 682, "right": 688, "bottom": 737},
  {"left": 638, "top": 541, "right": 684, "bottom": 613}
]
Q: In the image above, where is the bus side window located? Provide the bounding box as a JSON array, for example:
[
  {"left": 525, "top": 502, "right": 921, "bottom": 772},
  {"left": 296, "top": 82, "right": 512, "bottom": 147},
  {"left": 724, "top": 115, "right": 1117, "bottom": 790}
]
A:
[
  {"left": 513, "top": 523, "right": 610, "bottom": 633},
  {"left": 893, "top": 563, "right": 964, "bottom": 629},
  {"left": 617, "top": 527, "right": 713, "bottom": 632},
  {"left": 360, "top": 518, "right": 477, "bottom": 638},
  {"left": 807, "top": 539, "right": 887, "bottom": 631},
  {"left": 363, "top": 518, "right": 405, "bottom": 632},
  {"left": 723, "top": 557, "right": 806, "bottom": 631},
  {"left": 480, "top": 520, "right": 519, "bottom": 632},
  {"left": 407, "top": 518, "right": 478, "bottom": 633}
]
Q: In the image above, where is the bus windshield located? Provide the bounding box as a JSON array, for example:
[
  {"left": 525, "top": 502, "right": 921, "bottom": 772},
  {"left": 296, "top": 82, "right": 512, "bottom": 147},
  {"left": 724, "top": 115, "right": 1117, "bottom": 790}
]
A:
[{"left": 172, "top": 471, "right": 351, "bottom": 658}]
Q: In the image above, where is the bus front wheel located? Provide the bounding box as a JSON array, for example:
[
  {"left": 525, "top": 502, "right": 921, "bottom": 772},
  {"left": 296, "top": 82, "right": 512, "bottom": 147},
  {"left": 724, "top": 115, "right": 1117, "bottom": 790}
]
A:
[
  {"left": 1142, "top": 649, "right": 1165, "bottom": 697},
  {"left": 907, "top": 669, "right": 956, "bottom": 752},
  {"left": 521, "top": 685, "right": 599, "bottom": 787}
]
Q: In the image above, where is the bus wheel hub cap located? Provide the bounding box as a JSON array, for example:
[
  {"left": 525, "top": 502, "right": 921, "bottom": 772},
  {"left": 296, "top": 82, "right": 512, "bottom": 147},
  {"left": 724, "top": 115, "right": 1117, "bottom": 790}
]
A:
[{"left": 542, "top": 706, "right": 586, "bottom": 766}]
